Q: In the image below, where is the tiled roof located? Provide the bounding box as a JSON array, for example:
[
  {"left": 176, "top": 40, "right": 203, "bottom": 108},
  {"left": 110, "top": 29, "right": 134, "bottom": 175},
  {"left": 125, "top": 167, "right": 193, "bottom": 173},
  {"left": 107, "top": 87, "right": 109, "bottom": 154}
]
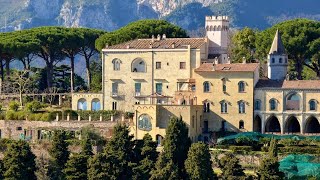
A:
[
  {"left": 104, "top": 38, "right": 206, "bottom": 50},
  {"left": 256, "top": 79, "right": 320, "bottom": 89},
  {"left": 195, "top": 63, "right": 260, "bottom": 72}
]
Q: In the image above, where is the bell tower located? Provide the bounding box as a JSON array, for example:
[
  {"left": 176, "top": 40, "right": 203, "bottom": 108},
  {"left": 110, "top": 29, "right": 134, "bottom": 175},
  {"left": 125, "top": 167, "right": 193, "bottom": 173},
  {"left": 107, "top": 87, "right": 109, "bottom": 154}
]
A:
[
  {"left": 268, "top": 30, "right": 288, "bottom": 80},
  {"left": 205, "top": 16, "right": 229, "bottom": 63}
]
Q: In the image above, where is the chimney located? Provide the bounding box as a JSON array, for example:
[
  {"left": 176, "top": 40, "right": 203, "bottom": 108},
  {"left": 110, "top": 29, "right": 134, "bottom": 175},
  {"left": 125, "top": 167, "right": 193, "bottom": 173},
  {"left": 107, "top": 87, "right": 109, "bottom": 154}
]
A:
[
  {"left": 151, "top": 35, "right": 155, "bottom": 43},
  {"left": 242, "top": 57, "right": 246, "bottom": 64},
  {"left": 157, "top": 34, "right": 161, "bottom": 41},
  {"left": 162, "top": 34, "right": 166, "bottom": 39}
]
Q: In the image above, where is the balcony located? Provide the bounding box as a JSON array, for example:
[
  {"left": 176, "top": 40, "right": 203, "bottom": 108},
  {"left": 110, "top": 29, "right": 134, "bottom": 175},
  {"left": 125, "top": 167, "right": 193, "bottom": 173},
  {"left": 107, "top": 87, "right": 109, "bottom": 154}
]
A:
[
  {"left": 134, "top": 92, "right": 143, "bottom": 97},
  {"left": 110, "top": 92, "right": 120, "bottom": 97},
  {"left": 176, "top": 79, "right": 196, "bottom": 92}
]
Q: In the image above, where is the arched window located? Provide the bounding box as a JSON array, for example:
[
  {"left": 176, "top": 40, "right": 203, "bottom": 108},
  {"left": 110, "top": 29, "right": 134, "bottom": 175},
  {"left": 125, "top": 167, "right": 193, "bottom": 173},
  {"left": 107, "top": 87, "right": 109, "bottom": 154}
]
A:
[
  {"left": 272, "top": 58, "right": 275, "bottom": 63},
  {"left": 156, "top": 135, "right": 163, "bottom": 146},
  {"left": 217, "top": 25, "right": 221, "bottom": 31},
  {"left": 210, "top": 25, "right": 213, "bottom": 31},
  {"left": 279, "top": 58, "right": 283, "bottom": 63},
  {"left": 138, "top": 114, "right": 152, "bottom": 131},
  {"left": 112, "top": 59, "right": 121, "bottom": 71},
  {"left": 206, "top": 26, "right": 209, "bottom": 31},
  {"left": 286, "top": 93, "right": 300, "bottom": 110},
  {"left": 309, "top": 100, "right": 316, "bottom": 111},
  {"left": 203, "top": 81, "right": 210, "bottom": 92},
  {"left": 77, "top": 98, "right": 87, "bottom": 110},
  {"left": 221, "top": 101, "right": 228, "bottom": 113},
  {"left": 238, "top": 81, "right": 245, "bottom": 92},
  {"left": 213, "top": 25, "right": 217, "bottom": 31},
  {"left": 270, "top": 99, "right": 277, "bottom": 111},
  {"left": 91, "top": 99, "right": 101, "bottom": 111},
  {"left": 132, "top": 58, "right": 146, "bottom": 72},
  {"left": 255, "top": 100, "right": 261, "bottom": 110},
  {"left": 239, "top": 120, "right": 244, "bottom": 129},
  {"left": 238, "top": 101, "right": 245, "bottom": 114}
]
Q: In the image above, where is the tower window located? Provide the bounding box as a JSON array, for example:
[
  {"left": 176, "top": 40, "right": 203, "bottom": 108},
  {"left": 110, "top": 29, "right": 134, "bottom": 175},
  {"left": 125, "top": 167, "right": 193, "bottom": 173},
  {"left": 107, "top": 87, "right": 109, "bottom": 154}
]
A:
[
  {"left": 238, "top": 81, "right": 245, "bottom": 92},
  {"left": 279, "top": 58, "right": 283, "bottom": 63},
  {"left": 203, "top": 81, "right": 210, "bottom": 92},
  {"left": 239, "top": 120, "right": 244, "bottom": 129},
  {"left": 238, "top": 101, "right": 246, "bottom": 114},
  {"left": 272, "top": 58, "right": 275, "bottom": 64}
]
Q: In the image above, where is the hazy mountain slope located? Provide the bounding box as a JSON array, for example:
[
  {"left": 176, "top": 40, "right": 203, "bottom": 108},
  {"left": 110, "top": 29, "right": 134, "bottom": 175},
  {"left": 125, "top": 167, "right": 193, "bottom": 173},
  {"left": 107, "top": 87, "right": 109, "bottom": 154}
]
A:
[{"left": 0, "top": 0, "right": 319, "bottom": 32}]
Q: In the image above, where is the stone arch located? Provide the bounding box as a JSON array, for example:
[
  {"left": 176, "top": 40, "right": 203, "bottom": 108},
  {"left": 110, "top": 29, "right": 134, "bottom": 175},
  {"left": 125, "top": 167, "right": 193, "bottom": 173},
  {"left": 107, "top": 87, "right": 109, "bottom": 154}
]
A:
[
  {"left": 217, "top": 25, "right": 221, "bottom": 31},
  {"left": 210, "top": 25, "right": 213, "bottom": 31},
  {"left": 213, "top": 25, "right": 217, "bottom": 31},
  {"left": 265, "top": 115, "right": 281, "bottom": 133},
  {"left": 286, "top": 92, "right": 301, "bottom": 110},
  {"left": 138, "top": 114, "right": 152, "bottom": 131},
  {"left": 305, "top": 116, "right": 320, "bottom": 134},
  {"left": 77, "top": 98, "right": 87, "bottom": 110},
  {"left": 156, "top": 134, "right": 163, "bottom": 146},
  {"left": 254, "top": 115, "right": 262, "bottom": 133},
  {"left": 206, "top": 26, "right": 209, "bottom": 31},
  {"left": 132, "top": 58, "right": 146, "bottom": 72},
  {"left": 285, "top": 116, "right": 301, "bottom": 134},
  {"left": 91, "top": 98, "right": 101, "bottom": 111}
]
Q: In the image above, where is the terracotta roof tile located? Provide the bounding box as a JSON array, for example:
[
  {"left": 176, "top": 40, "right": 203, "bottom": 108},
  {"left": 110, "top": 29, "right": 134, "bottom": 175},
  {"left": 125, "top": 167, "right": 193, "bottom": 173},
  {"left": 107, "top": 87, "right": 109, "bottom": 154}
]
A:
[
  {"left": 256, "top": 79, "right": 320, "bottom": 89},
  {"left": 195, "top": 63, "right": 259, "bottom": 72},
  {"left": 104, "top": 38, "right": 206, "bottom": 50}
]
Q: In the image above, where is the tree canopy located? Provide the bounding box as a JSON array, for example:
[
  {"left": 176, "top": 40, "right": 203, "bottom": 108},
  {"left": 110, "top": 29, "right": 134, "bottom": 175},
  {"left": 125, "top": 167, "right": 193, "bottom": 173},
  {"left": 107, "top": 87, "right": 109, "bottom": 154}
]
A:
[{"left": 95, "top": 19, "right": 188, "bottom": 51}]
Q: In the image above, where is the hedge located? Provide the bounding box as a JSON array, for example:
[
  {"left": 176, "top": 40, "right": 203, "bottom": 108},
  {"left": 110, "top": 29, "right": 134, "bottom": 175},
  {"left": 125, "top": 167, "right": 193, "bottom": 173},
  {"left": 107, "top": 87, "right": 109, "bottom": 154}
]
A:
[
  {"left": 229, "top": 145, "right": 253, "bottom": 152},
  {"left": 279, "top": 146, "right": 320, "bottom": 154}
]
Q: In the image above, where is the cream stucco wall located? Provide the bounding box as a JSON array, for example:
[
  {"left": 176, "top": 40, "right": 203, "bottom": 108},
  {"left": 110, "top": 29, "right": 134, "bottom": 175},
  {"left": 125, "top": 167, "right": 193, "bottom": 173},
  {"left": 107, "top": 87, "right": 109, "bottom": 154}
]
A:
[
  {"left": 72, "top": 93, "right": 103, "bottom": 110},
  {"left": 102, "top": 47, "right": 204, "bottom": 112},
  {"left": 131, "top": 105, "right": 203, "bottom": 142},
  {"left": 194, "top": 70, "right": 257, "bottom": 132},
  {"left": 254, "top": 89, "right": 320, "bottom": 134}
]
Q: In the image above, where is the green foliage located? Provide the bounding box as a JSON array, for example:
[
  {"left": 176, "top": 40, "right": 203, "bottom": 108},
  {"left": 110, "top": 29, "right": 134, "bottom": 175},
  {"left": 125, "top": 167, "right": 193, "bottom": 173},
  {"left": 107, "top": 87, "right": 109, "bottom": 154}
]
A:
[
  {"left": 185, "top": 143, "right": 217, "bottom": 180},
  {"left": 87, "top": 153, "right": 108, "bottom": 180},
  {"left": 278, "top": 147, "right": 320, "bottom": 154},
  {"left": 257, "top": 138, "right": 284, "bottom": 180},
  {"left": 0, "top": 104, "right": 2, "bottom": 111},
  {"left": 81, "top": 137, "right": 94, "bottom": 156},
  {"left": 151, "top": 116, "right": 191, "bottom": 179},
  {"left": 229, "top": 145, "right": 253, "bottom": 153},
  {"left": 218, "top": 153, "right": 245, "bottom": 180},
  {"left": 235, "top": 136, "right": 255, "bottom": 146},
  {"left": 230, "top": 27, "right": 257, "bottom": 63},
  {"left": 63, "top": 153, "right": 89, "bottom": 180},
  {"left": 132, "top": 134, "right": 158, "bottom": 180},
  {"left": 8, "top": 101, "right": 19, "bottom": 111},
  {"left": 80, "top": 126, "right": 106, "bottom": 146},
  {"left": 25, "top": 101, "right": 43, "bottom": 112},
  {"left": 95, "top": 19, "right": 188, "bottom": 51},
  {"left": 2, "top": 140, "right": 37, "bottom": 180},
  {"left": 90, "top": 60, "right": 102, "bottom": 93},
  {"left": 48, "top": 130, "right": 70, "bottom": 179},
  {"left": 255, "top": 19, "right": 320, "bottom": 80}
]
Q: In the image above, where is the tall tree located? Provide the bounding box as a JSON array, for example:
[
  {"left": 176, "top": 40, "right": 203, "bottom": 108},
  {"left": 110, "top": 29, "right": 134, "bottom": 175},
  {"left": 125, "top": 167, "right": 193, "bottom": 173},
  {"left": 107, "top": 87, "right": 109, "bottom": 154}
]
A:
[
  {"left": 48, "top": 130, "right": 70, "bottom": 180},
  {"left": 2, "top": 140, "right": 37, "bottom": 180},
  {"left": 230, "top": 27, "right": 257, "bottom": 63},
  {"left": 63, "top": 153, "right": 89, "bottom": 180},
  {"left": 256, "top": 19, "right": 320, "bottom": 80},
  {"left": 218, "top": 153, "right": 245, "bottom": 180},
  {"left": 257, "top": 139, "right": 284, "bottom": 180},
  {"left": 87, "top": 153, "right": 108, "bottom": 180},
  {"left": 185, "top": 143, "right": 217, "bottom": 180},
  {"left": 78, "top": 28, "right": 105, "bottom": 90},
  {"left": 133, "top": 134, "right": 158, "bottom": 180},
  {"left": 151, "top": 116, "right": 191, "bottom": 179}
]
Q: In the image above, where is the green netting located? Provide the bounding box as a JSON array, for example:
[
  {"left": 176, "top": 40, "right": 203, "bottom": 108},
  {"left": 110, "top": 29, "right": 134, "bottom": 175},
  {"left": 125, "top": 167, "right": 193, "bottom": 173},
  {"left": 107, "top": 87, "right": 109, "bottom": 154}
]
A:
[
  {"left": 279, "top": 155, "right": 320, "bottom": 179},
  {"left": 217, "top": 132, "right": 320, "bottom": 144}
]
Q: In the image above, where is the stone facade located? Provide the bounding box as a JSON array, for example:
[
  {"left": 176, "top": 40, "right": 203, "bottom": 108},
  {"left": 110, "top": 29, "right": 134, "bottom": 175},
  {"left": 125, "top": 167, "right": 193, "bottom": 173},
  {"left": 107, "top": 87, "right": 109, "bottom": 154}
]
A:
[
  {"left": 72, "top": 93, "right": 103, "bottom": 111},
  {"left": 0, "top": 120, "right": 116, "bottom": 140}
]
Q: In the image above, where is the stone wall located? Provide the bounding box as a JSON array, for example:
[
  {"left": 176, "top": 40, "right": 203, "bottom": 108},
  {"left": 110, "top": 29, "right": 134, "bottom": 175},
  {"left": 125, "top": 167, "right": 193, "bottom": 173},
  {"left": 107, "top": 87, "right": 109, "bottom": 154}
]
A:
[{"left": 0, "top": 120, "right": 117, "bottom": 140}]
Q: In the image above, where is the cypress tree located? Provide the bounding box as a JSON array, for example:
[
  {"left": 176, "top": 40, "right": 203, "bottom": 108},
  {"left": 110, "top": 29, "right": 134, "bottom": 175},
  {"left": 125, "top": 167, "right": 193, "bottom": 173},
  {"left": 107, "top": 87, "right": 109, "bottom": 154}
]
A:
[
  {"left": 81, "top": 137, "right": 94, "bottom": 156},
  {"left": 133, "top": 134, "right": 158, "bottom": 180},
  {"left": 185, "top": 143, "right": 217, "bottom": 180},
  {"left": 48, "top": 130, "right": 70, "bottom": 179},
  {"left": 87, "top": 153, "right": 108, "bottom": 180},
  {"left": 63, "top": 153, "right": 89, "bottom": 180},
  {"left": 2, "top": 140, "right": 37, "bottom": 180},
  {"left": 151, "top": 116, "right": 191, "bottom": 179},
  {"left": 218, "top": 153, "right": 245, "bottom": 180},
  {"left": 257, "top": 139, "right": 284, "bottom": 180}
]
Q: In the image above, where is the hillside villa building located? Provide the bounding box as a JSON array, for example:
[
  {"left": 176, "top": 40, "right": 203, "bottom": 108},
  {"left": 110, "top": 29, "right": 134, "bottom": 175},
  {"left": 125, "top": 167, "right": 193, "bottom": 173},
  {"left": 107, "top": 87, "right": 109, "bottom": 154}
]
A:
[{"left": 72, "top": 16, "right": 320, "bottom": 143}]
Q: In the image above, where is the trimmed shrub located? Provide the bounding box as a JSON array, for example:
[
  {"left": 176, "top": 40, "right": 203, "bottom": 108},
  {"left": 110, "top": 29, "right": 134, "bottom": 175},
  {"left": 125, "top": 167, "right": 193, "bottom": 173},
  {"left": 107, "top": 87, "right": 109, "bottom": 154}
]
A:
[
  {"left": 8, "top": 101, "right": 19, "bottom": 111},
  {"left": 229, "top": 146, "right": 253, "bottom": 153},
  {"left": 278, "top": 146, "right": 320, "bottom": 154},
  {"left": 25, "top": 101, "right": 43, "bottom": 112}
]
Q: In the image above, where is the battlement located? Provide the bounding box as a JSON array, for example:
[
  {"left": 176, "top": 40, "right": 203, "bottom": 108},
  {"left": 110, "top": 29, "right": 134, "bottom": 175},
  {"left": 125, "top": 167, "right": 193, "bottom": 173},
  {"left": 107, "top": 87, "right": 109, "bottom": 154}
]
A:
[{"left": 205, "top": 16, "right": 229, "bottom": 21}]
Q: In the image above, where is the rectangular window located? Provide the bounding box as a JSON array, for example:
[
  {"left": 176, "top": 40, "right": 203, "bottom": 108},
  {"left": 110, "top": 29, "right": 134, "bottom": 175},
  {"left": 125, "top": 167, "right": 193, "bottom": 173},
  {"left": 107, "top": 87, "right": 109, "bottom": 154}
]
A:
[
  {"left": 156, "top": 83, "right": 162, "bottom": 94},
  {"left": 180, "top": 62, "right": 186, "bottom": 69},
  {"left": 156, "top": 62, "right": 161, "bottom": 69},
  {"left": 112, "top": 83, "right": 118, "bottom": 95},
  {"left": 135, "top": 83, "right": 141, "bottom": 96},
  {"left": 192, "top": 116, "right": 195, "bottom": 128},
  {"left": 112, "top": 102, "right": 117, "bottom": 110}
]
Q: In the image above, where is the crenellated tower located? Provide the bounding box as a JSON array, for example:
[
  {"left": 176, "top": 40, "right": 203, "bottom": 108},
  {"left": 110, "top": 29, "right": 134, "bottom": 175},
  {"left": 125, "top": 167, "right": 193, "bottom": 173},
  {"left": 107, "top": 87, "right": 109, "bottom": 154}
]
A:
[
  {"left": 268, "top": 30, "right": 288, "bottom": 80},
  {"left": 205, "top": 16, "right": 229, "bottom": 63}
]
